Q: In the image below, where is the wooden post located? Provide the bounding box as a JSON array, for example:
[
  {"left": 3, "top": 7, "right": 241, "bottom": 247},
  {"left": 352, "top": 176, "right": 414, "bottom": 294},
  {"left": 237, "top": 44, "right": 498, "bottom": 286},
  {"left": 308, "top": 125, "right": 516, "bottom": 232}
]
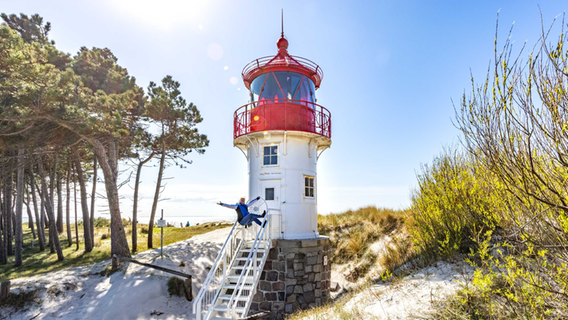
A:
[
  {"left": 0, "top": 280, "right": 10, "bottom": 302},
  {"left": 112, "top": 255, "right": 120, "bottom": 270},
  {"left": 183, "top": 278, "right": 193, "bottom": 301}
]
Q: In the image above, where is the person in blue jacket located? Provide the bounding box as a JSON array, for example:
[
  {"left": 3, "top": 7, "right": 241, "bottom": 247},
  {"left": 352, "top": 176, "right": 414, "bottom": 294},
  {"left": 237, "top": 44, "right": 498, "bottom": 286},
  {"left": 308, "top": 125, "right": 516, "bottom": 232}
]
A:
[{"left": 217, "top": 196, "right": 266, "bottom": 226}]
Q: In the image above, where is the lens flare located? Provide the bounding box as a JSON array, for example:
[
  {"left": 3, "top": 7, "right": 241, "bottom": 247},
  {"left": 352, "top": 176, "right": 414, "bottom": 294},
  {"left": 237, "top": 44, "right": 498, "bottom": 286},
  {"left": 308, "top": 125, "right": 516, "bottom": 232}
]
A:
[
  {"left": 254, "top": 115, "right": 259, "bottom": 121},
  {"left": 207, "top": 43, "right": 223, "bottom": 60},
  {"left": 263, "top": 131, "right": 271, "bottom": 139}
]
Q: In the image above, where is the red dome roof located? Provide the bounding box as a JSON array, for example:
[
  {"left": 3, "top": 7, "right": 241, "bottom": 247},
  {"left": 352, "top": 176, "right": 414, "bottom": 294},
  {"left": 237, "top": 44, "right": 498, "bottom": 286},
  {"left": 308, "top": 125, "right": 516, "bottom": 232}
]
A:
[{"left": 241, "top": 36, "right": 324, "bottom": 90}]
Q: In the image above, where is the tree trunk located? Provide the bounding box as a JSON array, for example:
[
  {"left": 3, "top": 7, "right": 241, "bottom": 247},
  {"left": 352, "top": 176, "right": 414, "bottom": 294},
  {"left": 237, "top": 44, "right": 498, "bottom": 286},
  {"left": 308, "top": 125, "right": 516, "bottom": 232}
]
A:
[
  {"left": 56, "top": 171, "right": 63, "bottom": 234},
  {"left": 24, "top": 188, "right": 36, "bottom": 239},
  {"left": 91, "top": 139, "right": 130, "bottom": 264},
  {"left": 90, "top": 155, "right": 96, "bottom": 248},
  {"left": 44, "top": 186, "right": 55, "bottom": 254},
  {"left": 49, "top": 154, "right": 57, "bottom": 222},
  {"left": 37, "top": 156, "right": 64, "bottom": 261},
  {"left": 14, "top": 144, "right": 24, "bottom": 266},
  {"left": 36, "top": 178, "right": 54, "bottom": 253},
  {"left": 0, "top": 161, "right": 6, "bottom": 265},
  {"left": 29, "top": 170, "right": 45, "bottom": 251},
  {"left": 4, "top": 157, "right": 13, "bottom": 256},
  {"left": 11, "top": 211, "right": 15, "bottom": 243},
  {"left": 73, "top": 150, "right": 92, "bottom": 252},
  {"left": 74, "top": 168, "right": 79, "bottom": 251},
  {"left": 132, "top": 152, "right": 154, "bottom": 253},
  {"left": 66, "top": 165, "right": 72, "bottom": 247},
  {"left": 148, "top": 145, "right": 166, "bottom": 249}
]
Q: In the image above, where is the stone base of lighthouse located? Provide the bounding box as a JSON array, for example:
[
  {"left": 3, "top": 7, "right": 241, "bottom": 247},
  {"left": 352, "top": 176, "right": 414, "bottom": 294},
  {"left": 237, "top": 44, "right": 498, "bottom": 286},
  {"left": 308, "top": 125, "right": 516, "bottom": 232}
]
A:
[{"left": 249, "top": 237, "right": 332, "bottom": 320}]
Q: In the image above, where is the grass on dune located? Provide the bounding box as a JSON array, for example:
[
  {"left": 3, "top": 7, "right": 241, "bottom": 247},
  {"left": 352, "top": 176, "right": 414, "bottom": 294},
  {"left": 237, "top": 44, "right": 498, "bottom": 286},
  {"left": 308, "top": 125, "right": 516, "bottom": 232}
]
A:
[{"left": 318, "top": 206, "right": 409, "bottom": 265}]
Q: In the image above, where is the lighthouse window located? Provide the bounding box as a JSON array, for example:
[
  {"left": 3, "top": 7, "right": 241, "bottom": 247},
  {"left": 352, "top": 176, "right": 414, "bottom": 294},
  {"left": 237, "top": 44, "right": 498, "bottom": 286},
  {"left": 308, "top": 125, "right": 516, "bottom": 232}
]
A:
[
  {"left": 263, "top": 146, "right": 278, "bottom": 165},
  {"left": 251, "top": 72, "right": 316, "bottom": 106},
  {"left": 265, "top": 188, "right": 275, "bottom": 201},
  {"left": 304, "top": 176, "right": 315, "bottom": 198}
]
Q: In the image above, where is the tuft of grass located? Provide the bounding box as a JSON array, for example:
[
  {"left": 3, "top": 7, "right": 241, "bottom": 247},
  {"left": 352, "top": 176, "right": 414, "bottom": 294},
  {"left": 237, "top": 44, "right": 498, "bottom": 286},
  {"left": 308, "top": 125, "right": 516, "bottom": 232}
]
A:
[
  {"left": 0, "top": 289, "right": 38, "bottom": 310},
  {"left": 345, "top": 251, "right": 377, "bottom": 282},
  {"left": 166, "top": 277, "right": 186, "bottom": 297}
]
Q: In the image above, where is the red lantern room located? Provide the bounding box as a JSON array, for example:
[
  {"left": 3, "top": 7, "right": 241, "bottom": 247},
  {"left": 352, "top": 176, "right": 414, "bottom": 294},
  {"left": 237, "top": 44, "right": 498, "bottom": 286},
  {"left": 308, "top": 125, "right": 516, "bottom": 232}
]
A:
[{"left": 233, "top": 33, "right": 331, "bottom": 142}]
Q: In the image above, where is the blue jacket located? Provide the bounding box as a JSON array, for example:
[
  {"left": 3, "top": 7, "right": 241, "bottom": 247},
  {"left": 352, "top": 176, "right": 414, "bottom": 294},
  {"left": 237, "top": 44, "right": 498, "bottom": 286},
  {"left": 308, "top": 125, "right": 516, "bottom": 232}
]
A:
[{"left": 219, "top": 198, "right": 259, "bottom": 223}]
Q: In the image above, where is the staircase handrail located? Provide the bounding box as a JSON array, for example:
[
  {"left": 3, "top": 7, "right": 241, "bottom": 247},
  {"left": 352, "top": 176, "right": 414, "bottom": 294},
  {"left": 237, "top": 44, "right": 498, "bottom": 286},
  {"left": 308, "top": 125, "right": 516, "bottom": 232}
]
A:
[
  {"left": 228, "top": 210, "right": 272, "bottom": 319},
  {"left": 193, "top": 220, "right": 242, "bottom": 319}
]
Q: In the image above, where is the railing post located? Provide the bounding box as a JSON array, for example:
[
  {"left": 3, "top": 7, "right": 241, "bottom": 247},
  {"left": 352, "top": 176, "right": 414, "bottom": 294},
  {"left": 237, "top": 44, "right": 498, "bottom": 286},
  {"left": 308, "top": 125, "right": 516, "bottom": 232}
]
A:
[
  {"left": 222, "top": 250, "right": 227, "bottom": 283},
  {"left": 285, "top": 100, "right": 287, "bottom": 132}
]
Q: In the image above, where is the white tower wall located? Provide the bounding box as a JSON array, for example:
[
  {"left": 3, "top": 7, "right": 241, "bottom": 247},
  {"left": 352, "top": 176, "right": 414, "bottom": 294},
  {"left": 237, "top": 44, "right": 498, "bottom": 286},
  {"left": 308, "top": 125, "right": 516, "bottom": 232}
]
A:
[{"left": 243, "top": 131, "right": 324, "bottom": 240}]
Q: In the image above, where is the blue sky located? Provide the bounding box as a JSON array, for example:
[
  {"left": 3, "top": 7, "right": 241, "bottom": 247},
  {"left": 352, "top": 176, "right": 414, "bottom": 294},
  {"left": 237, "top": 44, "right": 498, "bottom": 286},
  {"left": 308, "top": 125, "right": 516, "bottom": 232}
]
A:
[{"left": 3, "top": 1, "right": 566, "bottom": 224}]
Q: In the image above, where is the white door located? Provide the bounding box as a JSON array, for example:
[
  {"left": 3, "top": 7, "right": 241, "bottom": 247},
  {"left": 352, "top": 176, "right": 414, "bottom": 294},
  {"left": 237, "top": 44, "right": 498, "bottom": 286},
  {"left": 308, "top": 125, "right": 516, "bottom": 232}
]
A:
[{"left": 262, "top": 180, "right": 281, "bottom": 238}]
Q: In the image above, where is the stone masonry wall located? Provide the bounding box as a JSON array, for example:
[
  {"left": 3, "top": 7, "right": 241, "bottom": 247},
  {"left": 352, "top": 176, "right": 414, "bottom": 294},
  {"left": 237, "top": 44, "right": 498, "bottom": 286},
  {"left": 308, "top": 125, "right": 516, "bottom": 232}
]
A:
[{"left": 249, "top": 237, "right": 331, "bottom": 320}]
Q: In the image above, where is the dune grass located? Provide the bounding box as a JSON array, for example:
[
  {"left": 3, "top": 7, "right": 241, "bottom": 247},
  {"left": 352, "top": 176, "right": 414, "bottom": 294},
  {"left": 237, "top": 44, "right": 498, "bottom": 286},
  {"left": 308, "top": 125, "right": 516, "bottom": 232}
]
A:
[
  {"left": 286, "top": 206, "right": 413, "bottom": 320},
  {"left": 0, "top": 219, "right": 231, "bottom": 281},
  {"left": 318, "top": 206, "right": 409, "bottom": 265}
]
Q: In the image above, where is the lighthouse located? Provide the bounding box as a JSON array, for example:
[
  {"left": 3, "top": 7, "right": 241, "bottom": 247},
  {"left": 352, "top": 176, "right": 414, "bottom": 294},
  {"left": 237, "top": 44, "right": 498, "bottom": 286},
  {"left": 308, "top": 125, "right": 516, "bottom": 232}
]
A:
[
  {"left": 193, "top": 26, "right": 332, "bottom": 320},
  {"left": 234, "top": 30, "right": 331, "bottom": 240},
  {"left": 234, "top": 29, "right": 333, "bottom": 317}
]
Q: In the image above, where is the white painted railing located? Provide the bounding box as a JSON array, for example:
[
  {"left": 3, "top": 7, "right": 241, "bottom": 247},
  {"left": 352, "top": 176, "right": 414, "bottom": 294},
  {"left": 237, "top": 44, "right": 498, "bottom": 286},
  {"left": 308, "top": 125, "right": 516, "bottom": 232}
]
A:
[
  {"left": 228, "top": 211, "right": 272, "bottom": 319},
  {"left": 193, "top": 200, "right": 271, "bottom": 320},
  {"left": 193, "top": 221, "right": 242, "bottom": 320}
]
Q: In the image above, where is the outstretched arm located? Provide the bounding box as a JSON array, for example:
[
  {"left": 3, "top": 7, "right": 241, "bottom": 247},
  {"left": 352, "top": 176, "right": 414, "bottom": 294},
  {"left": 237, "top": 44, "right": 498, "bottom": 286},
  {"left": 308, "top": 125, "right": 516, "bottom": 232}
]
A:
[
  {"left": 217, "top": 201, "right": 237, "bottom": 209},
  {"left": 247, "top": 196, "right": 261, "bottom": 206}
]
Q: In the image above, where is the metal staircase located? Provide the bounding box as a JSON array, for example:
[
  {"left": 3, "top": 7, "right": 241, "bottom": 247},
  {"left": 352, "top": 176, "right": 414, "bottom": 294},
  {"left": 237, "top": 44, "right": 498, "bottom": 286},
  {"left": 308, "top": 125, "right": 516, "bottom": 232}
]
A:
[{"left": 193, "top": 209, "right": 272, "bottom": 320}]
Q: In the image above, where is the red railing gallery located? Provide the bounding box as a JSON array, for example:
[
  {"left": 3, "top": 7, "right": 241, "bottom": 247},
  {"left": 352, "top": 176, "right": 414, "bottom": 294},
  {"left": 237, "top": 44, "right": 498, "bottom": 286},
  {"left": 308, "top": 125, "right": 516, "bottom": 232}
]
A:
[
  {"left": 241, "top": 55, "right": 324, "bottom": 89},
  {"left": 233, "top": 99, "right": 331, "bottom": 140}
]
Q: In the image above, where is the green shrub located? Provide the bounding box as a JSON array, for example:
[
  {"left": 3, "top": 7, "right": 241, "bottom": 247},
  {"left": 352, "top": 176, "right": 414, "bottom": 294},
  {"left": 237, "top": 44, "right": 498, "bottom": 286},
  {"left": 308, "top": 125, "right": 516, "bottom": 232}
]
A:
[
  {"left": 93, "top": 217, "right": 110, "bottom": 228},
  {"left": 410, "top": 151, "right": 504, "bottom": 257}
]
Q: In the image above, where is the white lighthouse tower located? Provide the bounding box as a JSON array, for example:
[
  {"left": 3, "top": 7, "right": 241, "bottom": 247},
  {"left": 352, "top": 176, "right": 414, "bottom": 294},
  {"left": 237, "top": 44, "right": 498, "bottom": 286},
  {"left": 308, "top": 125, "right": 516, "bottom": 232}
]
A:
[
  {"left": 193, "top": 27, "right": 332, "bottom": 320},
  {"left": 234, "top": 32, "right": 331, "bottom": 240}
]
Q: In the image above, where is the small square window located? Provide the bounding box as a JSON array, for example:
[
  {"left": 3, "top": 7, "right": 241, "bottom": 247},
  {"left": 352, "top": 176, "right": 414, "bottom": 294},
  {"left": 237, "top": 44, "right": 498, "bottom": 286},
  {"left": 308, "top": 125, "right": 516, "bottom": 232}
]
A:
[
  {"left": 265, "top": 188, "right": 275, "bottom": 201},
  {"left": 263, "top": 145, "right": 278, "bottom": 165},
  {"left": 304, "top": 176, "right": 315, "bottom": 198}
]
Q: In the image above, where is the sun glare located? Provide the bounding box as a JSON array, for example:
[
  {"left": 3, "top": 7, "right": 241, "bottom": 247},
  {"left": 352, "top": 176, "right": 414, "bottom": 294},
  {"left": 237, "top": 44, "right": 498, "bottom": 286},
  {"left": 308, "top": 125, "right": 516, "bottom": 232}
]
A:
[{"left": 103, "top": 0, "right": 210, "bottom": 28}]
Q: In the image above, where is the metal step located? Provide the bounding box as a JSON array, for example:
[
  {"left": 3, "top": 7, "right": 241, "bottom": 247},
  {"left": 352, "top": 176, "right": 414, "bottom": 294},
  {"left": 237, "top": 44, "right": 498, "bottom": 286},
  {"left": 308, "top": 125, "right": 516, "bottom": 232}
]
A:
[
  {"left": 218, "top": 294, "right": 249, "bottom": 301},
  {"left": 226, "top": 275, "right": 255, "bottom": 282},
  {"left": 213, "top": 305, "right": 246, "bottom": 313},
  {"left": 223, "top": 283, "right": 254, "bottom": 290},
  {"left": 231, "top": 265, "right": 261, "bottom": 270},
  {"left": 239, "top": 248, "right": 268, "bottom": 253},
  {"left": 243, "top": 241, "right": 269, "bottom": 246},
  {"left": 236, "top": 256, "right": 264, "bottom": 261}
]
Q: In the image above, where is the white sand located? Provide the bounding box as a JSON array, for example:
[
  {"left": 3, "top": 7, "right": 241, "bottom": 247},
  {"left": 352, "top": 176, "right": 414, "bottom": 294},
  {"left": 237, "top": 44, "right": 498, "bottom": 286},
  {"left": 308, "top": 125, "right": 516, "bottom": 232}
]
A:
[
  {"left": 1, "top": 227, "right": 232, "bottom": 320},
  {"left": 302, "top": 260, "right": 474, "bottom": 320},
  {"left": 320, "top": 233, "right": 474, "bottom": 320},
  {"left": 341, "top": 261, "right": 474, "bottom": 319}
]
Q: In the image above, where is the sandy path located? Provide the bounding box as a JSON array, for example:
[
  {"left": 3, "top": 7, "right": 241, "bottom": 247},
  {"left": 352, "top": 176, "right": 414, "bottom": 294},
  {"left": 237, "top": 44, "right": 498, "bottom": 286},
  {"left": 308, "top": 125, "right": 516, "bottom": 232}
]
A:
[{"left": 1, "top": 227, "right": 232, "bottom": 320}]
